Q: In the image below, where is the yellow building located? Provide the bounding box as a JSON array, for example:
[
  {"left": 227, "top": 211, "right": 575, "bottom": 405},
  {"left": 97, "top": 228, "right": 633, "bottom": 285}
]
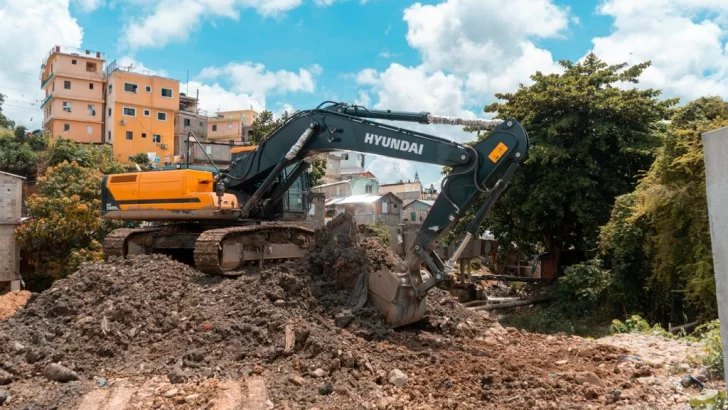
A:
[
  {"left": 207, "top": 110, "right": 258, "bottom": 143},
  {"left": 105, "top": 60, "right": 179, "bottom": 164},
  {"left": 40, "top": 46, "right": 105, "bottom": 143}
]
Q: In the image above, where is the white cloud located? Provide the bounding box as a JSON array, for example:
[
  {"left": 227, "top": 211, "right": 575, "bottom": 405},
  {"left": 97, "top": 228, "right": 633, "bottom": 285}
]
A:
[
  {"left": 181, "top": 81, "right": 265, "bottom": 115},
  {"left": 591, "top": 0, "right": 728, "bottom": 100},
  {"left": 116, "top": 55, "right": 169, "bottom": 77},
  {"left": 73, "top": 0, "right": 104, "bottom": 11},
  {"left": 0, "top": 0, "right": 84, "bottom": 129},
  {"left": 197, "top": 61, "right": 320, "bottom": 95},
  {"left": 122, "top": 0, "right": 302, "bottom": 50}
]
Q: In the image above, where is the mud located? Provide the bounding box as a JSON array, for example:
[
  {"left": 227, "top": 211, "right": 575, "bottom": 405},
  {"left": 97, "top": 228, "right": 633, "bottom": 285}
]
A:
[{"left": 0, "top": 213, "right": 720, "bottom": 409}]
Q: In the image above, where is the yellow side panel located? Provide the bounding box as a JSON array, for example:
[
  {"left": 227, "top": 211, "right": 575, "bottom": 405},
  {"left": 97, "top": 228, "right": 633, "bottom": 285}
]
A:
[{"left": 107, "top": 169, "right": 217, "bottom": 211}]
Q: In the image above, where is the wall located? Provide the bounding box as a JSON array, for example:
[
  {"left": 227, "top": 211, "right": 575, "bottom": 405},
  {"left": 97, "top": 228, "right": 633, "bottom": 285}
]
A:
[
  {"left": 175, "top": 111, "right": 207, "bottom": 157},
  {"left": 348, "top": 176, "right": 378, "bottom": 195},
  {"left": 311, "top": 181, "right": 352, "bottom": 199},
  {"left": 0, "top": 173, "right": 23, "bottom": 283},
  {"left": 107, "top": 70, "right": 179, "bottom": 163},
  {"left": 322, "top": 155, "right": 341, "bottom": 184},
  {"left": 207, "top": 118, "right": 243, "bottom": 142},
  {"left": 379, "top": 181, "right": 422, "bottom": 202},
  {"left": 47, "top": 120, "right": 103, "bottom": 143},
  {"left": 403, "top": 201, "right": 432, "bottom": 223}
]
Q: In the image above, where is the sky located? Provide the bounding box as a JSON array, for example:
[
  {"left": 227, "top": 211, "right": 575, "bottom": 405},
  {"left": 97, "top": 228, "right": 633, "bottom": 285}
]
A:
[{"left": 1, "top": 0, "right": 727, "bottom": 188}]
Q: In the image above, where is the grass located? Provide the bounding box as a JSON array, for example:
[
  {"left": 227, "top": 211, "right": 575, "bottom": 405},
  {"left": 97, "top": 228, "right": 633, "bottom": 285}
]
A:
[{"left": 499, "top": 305, "right": 612, "bottom": 339}]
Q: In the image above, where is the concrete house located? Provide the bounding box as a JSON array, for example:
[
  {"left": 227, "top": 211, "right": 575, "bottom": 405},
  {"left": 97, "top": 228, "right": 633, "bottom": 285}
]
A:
[
  {"left": 0, "top": 171, "right": 24, "bottom": 292},
  {"left": 403, "top": 199, "right": 435, "bottom": 223},
  {"left": 325, "top": 193, "right": 402, "bottom": 226}
]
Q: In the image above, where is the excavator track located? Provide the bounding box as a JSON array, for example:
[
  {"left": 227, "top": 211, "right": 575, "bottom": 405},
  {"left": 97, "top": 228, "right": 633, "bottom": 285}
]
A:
[
  {"left": 194, "top": 225, "right": 315, "bottom": 276},
  {"left": 102, "top": 227, "right": 162, "bottom": 260}
]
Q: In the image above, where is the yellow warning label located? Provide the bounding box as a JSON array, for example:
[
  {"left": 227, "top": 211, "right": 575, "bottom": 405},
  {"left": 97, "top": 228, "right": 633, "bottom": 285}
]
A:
[{"left": 488, "top": 142, "right": 509, "bottom": 163}]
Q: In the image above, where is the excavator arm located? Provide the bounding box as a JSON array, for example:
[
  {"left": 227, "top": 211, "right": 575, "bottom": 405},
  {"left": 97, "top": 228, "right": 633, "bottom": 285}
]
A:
[{"left": 218, "top": 102, "right": 529, "bottom": 326}]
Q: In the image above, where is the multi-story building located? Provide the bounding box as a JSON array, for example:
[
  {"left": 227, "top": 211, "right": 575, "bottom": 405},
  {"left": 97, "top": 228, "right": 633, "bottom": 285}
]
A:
[
  {"left": 174, "top": 93, "right": 207, "bottom": 159},
  {"left": 39, "top": 46, "right": 105, "bottom": 143},
  {"left": 105, "top": 60, "right": 179, "bottom": 164},
  {"left": 207, "top": 110, "right": 257, "bottom": 144}
]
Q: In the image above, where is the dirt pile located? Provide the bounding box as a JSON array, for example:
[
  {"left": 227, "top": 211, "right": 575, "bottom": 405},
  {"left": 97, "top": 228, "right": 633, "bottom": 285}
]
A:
[
  {"left": 0, "top": 213, "right": 717, "bottom": 409},
  {"left": 0, "top": 291, "right": 31, "bottom": 320}
]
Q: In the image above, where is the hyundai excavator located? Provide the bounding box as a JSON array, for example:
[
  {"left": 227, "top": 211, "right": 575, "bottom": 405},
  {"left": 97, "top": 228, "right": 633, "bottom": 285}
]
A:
[{"left": 100, "top": 101, "right": 529, "bottom": 328}]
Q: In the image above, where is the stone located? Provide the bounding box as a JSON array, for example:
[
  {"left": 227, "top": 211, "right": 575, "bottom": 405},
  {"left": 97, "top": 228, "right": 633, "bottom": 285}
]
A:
[
  {"left": 575, "top": 372, "right": 603, "bottom": 387},
  {"left": 164, "top": 389, "right": 178, "bottom": 398},
  {"left": 555, "top": 360, "right": 568, "bottom": 365},
  {"left": 185, "top": 394, "right": 200, "bottom": 403},
  {"left": 0, "top": 369, "right": 13, "bottom": 385},
  {"left": 274, "top": 299, "right": 286, "bottom": 307},
  {"left": 11, "top": 341, "right": 25, "bottom": 352},
  {"left": 312, "top": 368, "right": 327, "bottom": 378},
  {"left": 335, "top": 311, "right": 355, "bottom": 328},
  {"left": 612, "top": 389, "right": 622, "bottom": 400},
  {"left": 43, "top": 363, "right": 78, "bottom": 383},
  {"left": 253, "top": 365, "right": 265, "bottom": 375},
  {"left": 0, "top": 390, "right": 8, "bottom": 405},
  {"left": 266, "top": 399, "right": 274, "bottom": 409},
  {"left": 388, "top": 369, "right": 408, "bottom": 387},
  {"left": 632, "top": 366, "right": 653, "bottom": 378},
  {"left": 585, "top": 388, "right": 598, "bottom": 400},
  {"left": 288, "top": 375, "right": 304, "bottom": 386},
  {"left": 318, "top": 382, "right": 333, "bottom": 395},
  {"left": 284, "top": 326, "right": 295, "bottom": 353},
  {"left": 167, "top": 367, "right": 189, "bottom": 384}
]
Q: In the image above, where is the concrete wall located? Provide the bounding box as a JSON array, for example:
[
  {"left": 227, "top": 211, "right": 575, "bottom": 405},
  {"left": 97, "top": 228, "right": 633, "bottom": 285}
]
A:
[
  {"left": 0, "top": 173, "right": 23, "bottom": 283},
  {"left": 701, "top": 125, "right": 728, "bottom": 384},
  {"left": 311, "top": 181, "right": 352, "bottom": 199}
]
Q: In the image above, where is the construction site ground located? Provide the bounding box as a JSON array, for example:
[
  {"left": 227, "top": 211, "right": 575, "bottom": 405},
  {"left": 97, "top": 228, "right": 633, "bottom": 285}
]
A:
[{"left": 0, "top": 215, "right": 722, "bottom": 409}]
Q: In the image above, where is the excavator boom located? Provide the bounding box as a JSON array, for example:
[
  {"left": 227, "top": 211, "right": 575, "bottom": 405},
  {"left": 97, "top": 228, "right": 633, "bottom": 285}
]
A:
[{"left": 100, "top": 102, "right": 529, "bottom": 327}]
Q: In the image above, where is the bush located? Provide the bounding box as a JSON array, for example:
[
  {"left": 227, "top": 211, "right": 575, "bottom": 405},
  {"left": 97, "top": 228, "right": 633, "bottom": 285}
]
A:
[
  {"left": 609, "top": 314, "right": 671, "bottom": 337},
  {"left": 693, "top": 320, "right": 724, "bottom": 377},
  {"left": 367, "top": 219, "right": 392, "bottom": 246}
]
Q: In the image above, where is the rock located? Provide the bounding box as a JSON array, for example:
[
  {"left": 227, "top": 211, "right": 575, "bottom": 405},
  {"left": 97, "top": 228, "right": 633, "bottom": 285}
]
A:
[
  {"left": 312, "top": 368, "right": 327, "bottom": 378},
  {"left": 164, "top": 388, "right": 178, "bottom": 397},
  {"left": 167, "top": 367, "right": 188, "bottom": 384},
  {"left": 575, "top": 372, "right": 603, "bottom": 387},
  {"left": 274, "top": 299, "right": 286, "bottom": 307},
  {"left": 632, "top": 366, "right": 653, "bottom": 378},
  {"left": 612, "top": 389, "right": 622, "bottom": 400},
  {"left": 585, "top": 388, "right": 598, "bottom": 400},
  {"left": 555, "top": 360, "right": 568, "bottom": 365},
  {"left": 318, "top": 382, "right": 333, "bottom": 395},
  {"left": 266, "top": 399, "right": 274, "bottom": 409},
  {"left": 0, "top": 390, "right": 8, "bottom": 405},
  {"left": 253, "top": 365, "right": 265, "bottom": 375},
  {"left": 456, "top": 322, "right": 474, "bottom": 337},
  {"left": 288, "top": 375, "right": 304, "bottom": 386},
  {"left": 388, "top": 369, "right": 408, "bottom": 387},
  {"left": 11, "top": 341, "right": 25, "bottom": 352},
  {"left": 284, "top": 325, "right": 295, "bottom": 353},
  {"left": 0, "top": 369, "right": 13, "bottom": 385},
  {"left": 185, "top": 394, "right": 200, "bottom": 403},
  {"left": 335, "top": 311, "right": 355, "bottom": 328},
  {"left": 43, "top": 363, "right": 78, "bottom": 383},
  {"left": 694, "top": 373, "right": 709, "bottom": 383}
]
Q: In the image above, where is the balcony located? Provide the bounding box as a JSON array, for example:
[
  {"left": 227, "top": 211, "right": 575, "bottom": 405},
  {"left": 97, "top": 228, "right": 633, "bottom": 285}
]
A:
[
  {"left": 40, "top": 73, "right": 54, "bottom": 90},
  {"left": 40, "top": 94, "right": 53, "bottom": 109}
]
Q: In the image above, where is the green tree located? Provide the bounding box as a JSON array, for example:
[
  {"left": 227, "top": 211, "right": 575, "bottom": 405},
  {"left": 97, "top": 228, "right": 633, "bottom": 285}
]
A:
[
  {"left": 600, "top": 97, "right": 728, "bottom": 323},
  {"left": 15, "top": 161, "right": 125, "bottom": 290},
  {"left": 130, "top": 152, "right": 153, "bottom": 170},
  {"left": 308, "top": 155, "right": 327, "bottom": 187},
  {"left": 249, "top": 110, "right": 293, "bottom": 144},
  {"left": 475, "top": 54, "right": 675, "bottom": 271},
  {"left": 0, "top": 93, "right": 15, "bottom": 129}
]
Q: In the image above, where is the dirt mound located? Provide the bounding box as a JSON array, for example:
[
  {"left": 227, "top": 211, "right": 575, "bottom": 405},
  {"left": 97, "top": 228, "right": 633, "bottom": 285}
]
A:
[
  {"left": 0, "top": 213, "right": 692, "bottom": 409},
  {"left": 0, "top": 290, "right": 31, "bottom": 320}
]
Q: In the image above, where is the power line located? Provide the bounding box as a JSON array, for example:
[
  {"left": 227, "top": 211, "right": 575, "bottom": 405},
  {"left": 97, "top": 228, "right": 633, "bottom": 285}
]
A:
[{"left": 3, "top": 103, "right": 42, "bottom": 112}]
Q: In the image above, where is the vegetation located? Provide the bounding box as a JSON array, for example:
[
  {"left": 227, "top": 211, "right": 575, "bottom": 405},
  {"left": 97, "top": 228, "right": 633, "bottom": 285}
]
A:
[
  {"left": 0, "top": 93, "right": 15, "bottom": 129},
  {"left": 367, "top": 219, "right": 393, "bottom": 246},
  {"left": 14, "top": 161, "right": 126, "bottom": 290}
]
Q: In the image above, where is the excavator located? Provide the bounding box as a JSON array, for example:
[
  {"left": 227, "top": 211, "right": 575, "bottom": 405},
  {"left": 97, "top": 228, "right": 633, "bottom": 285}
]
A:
[{"left": 100, "top": 101, "right": 529, "bottom": 328}]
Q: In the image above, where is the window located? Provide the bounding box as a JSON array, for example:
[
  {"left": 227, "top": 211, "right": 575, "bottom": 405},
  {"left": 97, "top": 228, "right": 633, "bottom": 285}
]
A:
[
  {"left": 86, "top": 126, "right": 92, "bottom": 135},
  {"left": 411, "top": 212, "right": 416, "bottom": 221},
  {"left": 123, "top": 107, "right": 136, "bottom": 117},
  {"left": 342, "top": 154, "right": 349, "bottom": 160},
  {"left": 89, "top": 83, "right": 94, "bottom": 90},
  {"left": 365, "top": 184, "right": 373, "bottom": 194},
  {"left": 64, "top": 80, "right": 71, "bottom": 89},
  {"left": 212, "top": 125, "right": 217, "bottom": 131},
  {"left": 142, "top": 133, "right": 147, "bottom": 139},
  {"left": 157, "top": 112, "right": 167, "bottom": 121},
  {"left": 62, "top": 101, "right": 71, "bottom": 112},
  {"left": 108, "top": 108, "right": 112, "bottom": 117},
  {"left": 199, "top": 121, "right": 203, "bottom": 127},
  {"left": 382, "top": 202, "right": 388, "bottom": 213},
  {"left": 143, "top": 109, "right": 150, "bottom": 117},
  {"left": 126, "top": 131, "right": 133, "bottom": 140},
  {"left": 108, "top": 84, "right": 112, "bottom": 93},
  {"left": 152, "top": 134, "right": 161, "bottom": 143},
  {"left": 184, "top": 118, "right": 190, "bottom": 127},
  {"left": 86, "top": 62, "right": 97, "bottom": 72},
  {"left": 88, "top": 104, "right": 96, "bottom": 116},
  {"left": 227, "top": 123, "right": 233, "bottom": 130},
  {"left": 124, "top": 83, "right": 138, "bottom": 93},
  {"left": 64, "top": 123, "right": 70, "bottom": 132},
  {"left": 52, "top": 81, "right": 55, "bottom": 92},
  {"left": 107, "top": 131, "right": 111, "bottom": 141},
  {"left": 161, "top": 88, "right": 173, "bottom": 98},
  {"left": 145, "top": 85, "right": 151, "bottom": 93},
  {"left": 71, "top": 59, "right": 77, "bottom": 65}
]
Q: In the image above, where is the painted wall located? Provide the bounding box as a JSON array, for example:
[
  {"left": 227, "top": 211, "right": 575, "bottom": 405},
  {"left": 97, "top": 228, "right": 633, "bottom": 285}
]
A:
[
  {"left": 47, "top": 120, "right": 103, "bottom": 144},
  {"left": 0, "top": 173, "right": 23, "bottom": 282},
  {"left": 403, "top": 201, "right": 432, "bottom": 223},
  {"left": 106, "top": 70, "right": 179, "bottom": 163}
]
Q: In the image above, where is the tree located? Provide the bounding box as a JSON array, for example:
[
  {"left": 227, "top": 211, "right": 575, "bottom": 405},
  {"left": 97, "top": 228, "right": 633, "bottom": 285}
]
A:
[
  {"left": 131, "top": 152, "right": 152, "bottom": 170},
  {"left": 474, "top": 54, "right": 675, "bottom": 272},
  {"left": 249, "top": 110, "right": 292, "bottom": 145},
  {"left": 308, "top": 155, "right": 327, "bottom": 187},
  {"left": 600, "top": 97, "right": 728, "bottom": 323},
  {"left": 14, "top": 161, "right": 125, "bottom": 290},
  {"left": 0, "top": 93, "right": 15, "bottom": 129}
]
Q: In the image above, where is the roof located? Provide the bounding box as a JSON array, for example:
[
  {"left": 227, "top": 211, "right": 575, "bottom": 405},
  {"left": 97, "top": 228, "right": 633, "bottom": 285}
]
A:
[
  {"left": 325, "top": 192, "right": 402, "bottom": 206},
  {"left": 313, "top": 180, "right": 352, "bottom": 189},
  {"left": 230, "top": 145, "right": 257, "bottom": 154},
  {"left": 404, "top": 199, "right": 435, "bottom": 208},
  {"left": 0, "top": 170, "right": 26, "bottom": 180}
]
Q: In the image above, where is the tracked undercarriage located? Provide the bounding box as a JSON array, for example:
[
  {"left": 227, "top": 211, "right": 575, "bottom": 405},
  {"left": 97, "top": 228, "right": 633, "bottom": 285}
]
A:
[{"left": 103, "top": 224, "right": 315, "bottom": 276}]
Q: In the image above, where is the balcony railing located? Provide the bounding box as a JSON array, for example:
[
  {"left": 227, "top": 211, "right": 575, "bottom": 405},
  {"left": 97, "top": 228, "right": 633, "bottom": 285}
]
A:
[
  {"left": 40, "top": 45, "right": 104, "bottom": 80},
  {"left": 40, "top": 73, "right": 54, "bottom": 90},
  {"left": 40, "top": 94, "right": 53, "bottom": 109}
]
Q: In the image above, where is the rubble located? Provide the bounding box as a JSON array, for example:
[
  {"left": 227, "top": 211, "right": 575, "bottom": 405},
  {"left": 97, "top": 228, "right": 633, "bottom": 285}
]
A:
[{"left": 0, "top": 213, "right": 722, "bottom": 408}]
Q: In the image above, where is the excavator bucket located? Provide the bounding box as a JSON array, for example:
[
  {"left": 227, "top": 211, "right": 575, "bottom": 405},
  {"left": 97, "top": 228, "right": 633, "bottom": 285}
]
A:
[{"left": 368, "top": 269, "right": 427, "bottom": 327}]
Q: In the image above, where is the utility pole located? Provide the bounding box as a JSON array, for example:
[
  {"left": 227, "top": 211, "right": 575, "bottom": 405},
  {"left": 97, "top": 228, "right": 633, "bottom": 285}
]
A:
[{"left": 701, "top": 125, "right": 728, "bottom": 385}]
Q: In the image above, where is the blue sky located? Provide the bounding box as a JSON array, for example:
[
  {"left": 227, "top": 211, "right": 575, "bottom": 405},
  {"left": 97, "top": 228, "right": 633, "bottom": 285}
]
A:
[{"left": 1, "top": 0, "right": 727, "bottom": 187}]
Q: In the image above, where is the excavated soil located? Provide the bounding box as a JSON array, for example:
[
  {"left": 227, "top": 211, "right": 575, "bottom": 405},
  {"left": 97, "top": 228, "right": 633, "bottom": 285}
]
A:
[
  {"left": 0, "top": 213, "right": 721, "bottom": 409},
  {"left": 0, "top": 291, "right": 31, "bottom": 320}
]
